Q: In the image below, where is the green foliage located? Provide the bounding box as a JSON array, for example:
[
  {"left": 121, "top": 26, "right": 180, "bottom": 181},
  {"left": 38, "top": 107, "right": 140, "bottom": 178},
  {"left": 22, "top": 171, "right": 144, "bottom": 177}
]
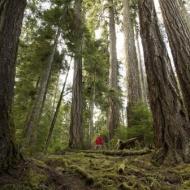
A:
[
  {"left": 114, "top": 103, "right": 153, "bottom": 146},
  {"left": 13, "top": 0, "right": 143, "bottom": 154},
  {"left": 48, "top": 102, "right": 71, "bottom": 153},
  {"left": 129, "top": 103, "right": 152, "bottom": 126}
]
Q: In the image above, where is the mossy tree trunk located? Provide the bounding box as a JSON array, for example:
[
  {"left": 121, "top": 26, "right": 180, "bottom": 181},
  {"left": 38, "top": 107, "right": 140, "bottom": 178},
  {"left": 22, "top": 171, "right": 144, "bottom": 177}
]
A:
[
  {"left": 69, "top": 0, "right": 84, "bottom": 149},
  {"left": 159, "top": 0, "right": 190, "bottom": 120},
  {"left": 0, "top": 0, "right": 26, "bottom": 170},
  {"left": 139, "top": 0, "right": 190, "bottom": 164}
]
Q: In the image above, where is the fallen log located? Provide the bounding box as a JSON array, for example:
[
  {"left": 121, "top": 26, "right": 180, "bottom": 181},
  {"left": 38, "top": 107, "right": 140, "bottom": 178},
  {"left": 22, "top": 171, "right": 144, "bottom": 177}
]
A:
[
  {"left": 81, "top": 148, "right": 151, "bottom": 157},
  {"left": 116, "top": 135, "right": 145, "bottom": 150}
]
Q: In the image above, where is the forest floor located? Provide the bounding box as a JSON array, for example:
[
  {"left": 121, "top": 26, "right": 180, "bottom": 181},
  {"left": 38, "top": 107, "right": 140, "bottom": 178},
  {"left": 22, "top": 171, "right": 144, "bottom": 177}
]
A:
[{"left": 1, "top": 149, "right": 190, "bottom": 190}]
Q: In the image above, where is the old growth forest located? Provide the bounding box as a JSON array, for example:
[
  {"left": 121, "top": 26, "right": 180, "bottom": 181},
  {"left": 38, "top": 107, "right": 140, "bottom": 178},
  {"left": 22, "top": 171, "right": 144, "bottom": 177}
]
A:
[{"left": 1, "top": 0, "right": 190, "bottom": 189}]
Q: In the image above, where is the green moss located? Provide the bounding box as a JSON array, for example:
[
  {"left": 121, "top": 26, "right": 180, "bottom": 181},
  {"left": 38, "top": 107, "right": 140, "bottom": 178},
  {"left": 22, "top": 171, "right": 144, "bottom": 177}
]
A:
[
  {"left": 27, "top": 168, "right": 47, "bottom": 186},
  {"left": 118, "top": 182, "right": 133, "bottom": 190},
  {"left": 134, "top": 183, "right": 151, "bottom": 190},
  {"left": 149, "top": 180, "right": 161, "bottom": 190},
  {"left": 1, "top": 184, "right": 42, "bottom": 190},
  {"left": 43, "top": 156, "right": 69, "bottom": 168},
  {"left": 181, "top": 180, "right": 190, "bottom": 190},
  {"left": 32, "top": 159, "right": 47, "bottom": 168},
  {"left": 36, "top": 151, "right": 190, "bottom": 190}
]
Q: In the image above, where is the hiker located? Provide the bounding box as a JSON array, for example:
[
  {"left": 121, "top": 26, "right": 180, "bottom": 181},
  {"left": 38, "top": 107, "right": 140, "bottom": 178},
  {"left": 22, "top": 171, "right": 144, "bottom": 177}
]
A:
[{"left": 95, "top": 135, "right": 104, "bottom": 149}]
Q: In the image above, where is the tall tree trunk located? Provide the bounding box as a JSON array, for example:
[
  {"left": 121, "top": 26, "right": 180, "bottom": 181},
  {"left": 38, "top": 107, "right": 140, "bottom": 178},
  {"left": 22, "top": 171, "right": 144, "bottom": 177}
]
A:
[
  {"left": 44, "top": 65, "right": 70, "bottom": 152},
  {"left": 159, "top": 0, "right": 190, "bottom": 120},
  {"left": 69, "top": 0, "right": 84, "bottom": 148},
  {"left": 88, "top": 72, "right": 96, "bottom": 145},
  {"left": 51, "top": 72, "right": 60, "bottom": 113},
  {"left": 135, "top": 24, "right": 148, "bottom": 104},
  {"left": 107, "top": 0, "right": 120, "bottom": 139},
  {"left": 24, "top": 29, "right": 60, "bottom": 147},
  {"left": 123, "top": 0, "right": 143, "bottom": 127},
  {"left": 0, "top": 0, "right": 26, "bottom": 170},
  {"left": 139, "top": 0, "right": 190, "bottom": 164}
]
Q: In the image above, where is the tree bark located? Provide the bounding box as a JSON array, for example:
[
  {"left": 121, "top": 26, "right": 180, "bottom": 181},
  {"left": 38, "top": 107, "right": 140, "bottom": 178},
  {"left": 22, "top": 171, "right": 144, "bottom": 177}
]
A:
[
  {"left": 139, "top": 0, "right": 190, "bottom": 164},
  {"left": 107, "top": 0, "right": 120, "bottom": 139},
  {"left": 51, "top": 72, "right": 60, "bottom": 113},
  {"left": 24, "top": 29, "right": 60, "bottom": 147},
  {"left": 44, "top": 65, "right": 70, "bottom": 152},
  {"left": 159, "top": 0, "right": 190, "bottom": 120},
  {"left": 177, "top": 0, "right": 190, "bottom": 28},
  {"left": 88, "top": 72, "right": 96, "bottom": 145},
  {"left": 123, "top": 0, "right": 143, "bottom": 127},
  {"left": 69, "top": 0, "right": 84, "bottom": 149},
  {"left": 0, "top": 0, "right": 26, "bottom": 170}
]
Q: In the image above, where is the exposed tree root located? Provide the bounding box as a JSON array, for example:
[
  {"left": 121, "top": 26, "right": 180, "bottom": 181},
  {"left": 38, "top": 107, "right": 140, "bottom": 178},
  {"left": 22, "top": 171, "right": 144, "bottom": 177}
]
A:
[
  {"left": 117, "top": 162, "right": 125, "bottom": 174},
  {"left": 70, "top": 165, "right": 94, "bottom": 185},
  {"left": 118, "top": 182, "right": 132, "bottom": 190}
]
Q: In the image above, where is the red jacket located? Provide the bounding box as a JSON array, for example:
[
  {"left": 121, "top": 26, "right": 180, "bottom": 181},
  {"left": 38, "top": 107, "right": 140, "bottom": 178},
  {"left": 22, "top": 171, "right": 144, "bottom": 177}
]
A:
[{"left": 95, "top": 136, "right": 104, "bottom": 145}]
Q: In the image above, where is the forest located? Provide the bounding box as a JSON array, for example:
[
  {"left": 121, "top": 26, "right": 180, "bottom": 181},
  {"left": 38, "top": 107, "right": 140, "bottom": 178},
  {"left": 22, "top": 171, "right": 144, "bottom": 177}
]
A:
[{"left": 0, "top": 0, "right": 190, "bottom": 189}]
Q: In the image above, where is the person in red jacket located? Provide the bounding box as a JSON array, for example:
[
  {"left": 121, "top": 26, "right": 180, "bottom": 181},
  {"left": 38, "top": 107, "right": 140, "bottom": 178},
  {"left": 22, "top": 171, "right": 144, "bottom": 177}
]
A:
[{"left": 95, "top": 134, "right": 104, "bottom": 149}]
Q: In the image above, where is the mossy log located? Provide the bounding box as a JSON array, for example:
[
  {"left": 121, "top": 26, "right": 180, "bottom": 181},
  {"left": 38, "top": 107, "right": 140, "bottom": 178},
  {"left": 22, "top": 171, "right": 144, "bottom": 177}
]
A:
[
  {"left": 71, "top": 166, "right": 94, "bottom": 185},
  {"left": 117, "top": 136, "right": 145, "bottom": 150},
  {"left": 82, "top": 148, "right": 151, "bottom": 156}
]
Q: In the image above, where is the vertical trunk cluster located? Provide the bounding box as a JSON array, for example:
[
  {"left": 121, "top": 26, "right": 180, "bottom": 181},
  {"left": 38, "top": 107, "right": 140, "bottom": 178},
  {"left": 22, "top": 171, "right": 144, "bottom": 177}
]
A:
[
  {"left": 24, "top": 29, "right": 60, "bottom": 148},
  {"left": 139, "top": 0, "right": 190, "bottom": 164},
  {"left": 44, "top": 66, "right": 70, "bottom": 152},
  {"left": 123, "top": 0, "right": 143, "bottom": 127},
  {"left": 107, "top": 0, "right": 120, "bottom": 139},
  {"left": 0, "top": 0, "right": 26, "bottom": 169},
  {"left": 69, "top": 0, "right": 84, "bottom": 148},
  {"left": 159, "top": 0, "right": 190, "bottom": 120}
]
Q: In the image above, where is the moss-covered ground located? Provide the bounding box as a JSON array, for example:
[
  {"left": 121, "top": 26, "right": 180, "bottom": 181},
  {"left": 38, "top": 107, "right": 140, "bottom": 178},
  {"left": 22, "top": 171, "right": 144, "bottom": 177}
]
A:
[{"left": 1, "top": 149, "right": 190, "bottom": 190}]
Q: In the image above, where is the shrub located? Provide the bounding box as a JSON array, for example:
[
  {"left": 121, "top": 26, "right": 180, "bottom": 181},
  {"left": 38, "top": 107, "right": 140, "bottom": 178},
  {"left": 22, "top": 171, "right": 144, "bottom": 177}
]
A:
[{"left": 114, "top": 103, "right": 153, "bottom": 146}]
